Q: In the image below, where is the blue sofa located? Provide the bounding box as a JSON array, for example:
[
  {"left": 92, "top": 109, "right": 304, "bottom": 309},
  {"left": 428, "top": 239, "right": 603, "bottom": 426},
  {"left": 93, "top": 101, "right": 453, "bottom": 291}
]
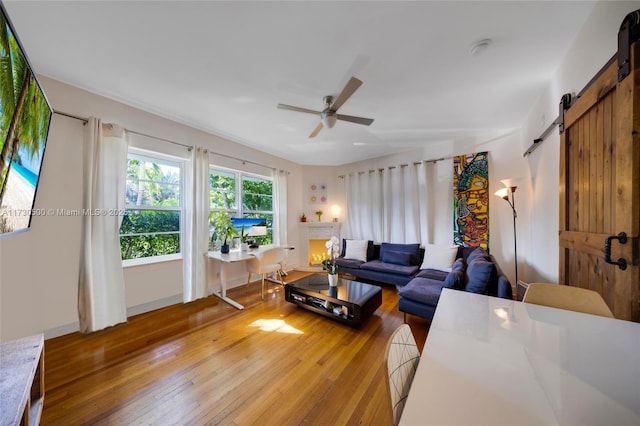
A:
[
  {"left": 335, "top": 240, "right": 513, "bottom": 320},
  {"left": 398, "top": 246, "right": 513, "bottom": 320},
  {"left": 335, "top": 241, "right": 425, "bottom": 286}
]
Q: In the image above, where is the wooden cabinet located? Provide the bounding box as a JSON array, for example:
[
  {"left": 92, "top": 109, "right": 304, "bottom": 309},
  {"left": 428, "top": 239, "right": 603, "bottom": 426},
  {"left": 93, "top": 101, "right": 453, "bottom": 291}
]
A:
[{"left": 0, "top": 334, "right": 45, "bottom": 426}]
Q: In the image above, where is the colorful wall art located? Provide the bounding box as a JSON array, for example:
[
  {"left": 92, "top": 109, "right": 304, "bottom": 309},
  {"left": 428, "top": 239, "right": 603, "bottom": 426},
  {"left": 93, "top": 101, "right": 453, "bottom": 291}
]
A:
[
  {"left": 453, "top": 152, "right": 489, "bottom": 249},
  {"left": 308, "top": 182, "right": 327, "bottom": 204}
]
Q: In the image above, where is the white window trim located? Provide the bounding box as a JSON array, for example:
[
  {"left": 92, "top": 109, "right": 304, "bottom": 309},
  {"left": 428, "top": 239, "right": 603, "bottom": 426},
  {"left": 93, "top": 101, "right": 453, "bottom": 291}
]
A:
[
  {"left": 210, "top": 166, "right": 274, "bottom": 218},
  {"left": 121, "top": 147, "right": 185, "bottom": 265},
  {"left": 122, "top": 253, "right": 182, "bottom": 268}
]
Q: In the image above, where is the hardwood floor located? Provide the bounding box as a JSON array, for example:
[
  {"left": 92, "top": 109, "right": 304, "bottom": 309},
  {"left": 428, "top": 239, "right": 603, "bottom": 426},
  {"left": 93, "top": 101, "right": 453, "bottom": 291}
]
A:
[{"left": 42, "top": 272, "right": 430, "bottom": 425}]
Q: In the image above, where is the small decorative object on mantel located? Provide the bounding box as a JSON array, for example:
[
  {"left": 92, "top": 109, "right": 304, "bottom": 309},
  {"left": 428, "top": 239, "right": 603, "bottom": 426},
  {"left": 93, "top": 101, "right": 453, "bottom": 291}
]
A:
[
  {"left": 315, "top": 210, "right": 323, "bottom": 222},
  {"left": 323, "top": 236, "right": 340, "bottom": 287},
  {"left": 300, "top": 213, "right": 307, "bottom": 222}
]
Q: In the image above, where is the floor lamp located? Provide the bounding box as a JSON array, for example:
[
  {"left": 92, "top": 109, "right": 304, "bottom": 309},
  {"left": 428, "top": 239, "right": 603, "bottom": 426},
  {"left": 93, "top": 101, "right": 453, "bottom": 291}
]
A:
[{"left": 495, "top": 186, "right": 518, "bottom": 284}]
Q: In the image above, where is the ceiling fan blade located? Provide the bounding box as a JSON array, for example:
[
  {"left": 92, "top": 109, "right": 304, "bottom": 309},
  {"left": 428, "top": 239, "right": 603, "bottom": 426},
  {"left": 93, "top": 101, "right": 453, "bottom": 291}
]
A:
[
  {"left": 277, "top": 103, "right": 321, "bottom": 116},
  {"left": 330, "top": 77, "right": 363, "bottom": 112},
  {"left": 309, "top": 122, "right": 324, "bottom": 138},
  {"left": 336, "top": 114, "right": 374, "bottom": 126}
]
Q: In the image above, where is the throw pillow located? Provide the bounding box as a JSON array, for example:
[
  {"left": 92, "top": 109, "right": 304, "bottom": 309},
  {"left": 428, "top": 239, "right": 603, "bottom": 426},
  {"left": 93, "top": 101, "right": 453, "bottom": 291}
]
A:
[
  {"left": 341, "top": 239, "right": 375, "bottom": 260},
  {"left": 381, "top": 250, "right": 413, "bottom": 266},
  {"left": 379, "top": 243, "right": 421, "bottom": 265},
  {"left": 465, "top": 258, "right": 497, "bottom": 294},
  {"left": 420, "top": 244, "right": 459, "bottom": 272},
  {"left": 466, "top": 247, "right": 490, "bottom": 264},
  {"left": 344, "top": 239, "right": 369, "bottom": 262},
  {"left": 443, "top": 258, "right": 466, "bottom": 289}
]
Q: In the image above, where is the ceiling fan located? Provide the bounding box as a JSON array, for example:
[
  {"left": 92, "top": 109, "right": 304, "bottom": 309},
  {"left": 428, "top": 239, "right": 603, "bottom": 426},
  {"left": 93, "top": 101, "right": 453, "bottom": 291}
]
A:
[{"left": 277, "top": 76, "right": 374, "bottom": 138}]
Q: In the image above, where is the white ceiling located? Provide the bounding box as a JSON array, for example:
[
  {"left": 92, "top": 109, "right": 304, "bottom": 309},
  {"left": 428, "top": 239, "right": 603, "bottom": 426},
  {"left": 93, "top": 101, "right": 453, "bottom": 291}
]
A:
[{"left": 4, "top": 1, "right": 597, "bottom": 166}]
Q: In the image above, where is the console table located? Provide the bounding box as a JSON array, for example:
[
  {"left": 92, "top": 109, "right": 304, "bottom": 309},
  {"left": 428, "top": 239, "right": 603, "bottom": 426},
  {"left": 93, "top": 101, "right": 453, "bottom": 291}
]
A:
[
  {"left": 285, "top": 274, "right": 381, "bottom": 327},
  {"left": 0, "top": 333, "right": 45, "bottom": 426}
]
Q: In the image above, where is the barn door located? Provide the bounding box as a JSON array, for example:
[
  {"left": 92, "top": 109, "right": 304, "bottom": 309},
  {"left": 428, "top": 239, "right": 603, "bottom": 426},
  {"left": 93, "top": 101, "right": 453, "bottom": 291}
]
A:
[{"left": 559, "top": 13, "right": 640, "bottom": 322}]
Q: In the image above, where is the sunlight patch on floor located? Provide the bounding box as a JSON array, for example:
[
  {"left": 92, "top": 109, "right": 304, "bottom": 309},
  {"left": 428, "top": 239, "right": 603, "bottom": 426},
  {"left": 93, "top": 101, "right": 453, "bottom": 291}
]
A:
[{"left": 249, "top": 319, "right": 304, "bottom": 334}]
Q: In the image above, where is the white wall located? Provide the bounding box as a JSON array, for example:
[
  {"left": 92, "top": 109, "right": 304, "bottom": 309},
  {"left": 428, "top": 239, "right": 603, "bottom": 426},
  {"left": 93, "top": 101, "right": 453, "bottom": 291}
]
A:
[
  {"left": 0, "top": 77, "right": 303, "bottom": 341},
  {"left": 299, "top": 166, "right": 342, "bottom": 224},
  {"left": 0, "top": 116, "right": 83, "bottom": 341}
]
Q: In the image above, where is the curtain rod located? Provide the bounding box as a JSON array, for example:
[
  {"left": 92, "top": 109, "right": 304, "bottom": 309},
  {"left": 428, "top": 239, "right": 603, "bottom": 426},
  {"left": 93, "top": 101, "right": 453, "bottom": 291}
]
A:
[
  {"left": 210, "top": 151, "right": 275, "bottom": 171},
  {"left": 54, "top": 110, "right": 88, "bottom": 123},
  {"left": 337, "top": 156, "right": 450, "bottom": 178},
  {"left": 54, "top": 110, "right": 192, "bottom": 150},
  {"left": 125, "top": 129, "right": 192, "bottom": 150},
  {"left": 53, "top": 110, "right": 280, "bottom": 171},
  {"left": 52, "top": 110, "right": 309, "bottom": 173}
]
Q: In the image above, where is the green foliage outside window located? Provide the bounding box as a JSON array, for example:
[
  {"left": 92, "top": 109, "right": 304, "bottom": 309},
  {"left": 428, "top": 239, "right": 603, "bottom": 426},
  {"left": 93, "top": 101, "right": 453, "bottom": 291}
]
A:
[
  {"left": 210, "top": 170, "right": 235, "bottom": 210},
  {"left": 209, "top": 169, "right": 274, "bottom": 246},
  {"left": 120, "top": 154, "right": 181, "bottom": 260},
  {"left": 242, "top": 176, "right": 272, "bottom": 211},
  {"left": 120, "top": 210, "right": 180, "bottom": 259}
]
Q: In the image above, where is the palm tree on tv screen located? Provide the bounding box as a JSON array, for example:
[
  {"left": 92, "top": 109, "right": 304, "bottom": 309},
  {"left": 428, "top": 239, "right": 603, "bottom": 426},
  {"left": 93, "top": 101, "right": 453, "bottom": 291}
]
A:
[
  {"left": 0, "top": 74, "right": 51, "bottom": 201},
  {"left": 0, "top": 15, "right": 51, "bottom": 205},
  {"left": 0, "top": 15, "right": 26, "bottom": 177}
]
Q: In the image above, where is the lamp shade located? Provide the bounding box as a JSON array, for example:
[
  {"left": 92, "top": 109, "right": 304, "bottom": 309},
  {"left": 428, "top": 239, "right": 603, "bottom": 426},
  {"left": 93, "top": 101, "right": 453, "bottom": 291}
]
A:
[
  {"left": 494, "top": 188, "right": 509, "bottom": 199},
  {"left": 321, "top": 111, "right": 337, "bottom": 128}
]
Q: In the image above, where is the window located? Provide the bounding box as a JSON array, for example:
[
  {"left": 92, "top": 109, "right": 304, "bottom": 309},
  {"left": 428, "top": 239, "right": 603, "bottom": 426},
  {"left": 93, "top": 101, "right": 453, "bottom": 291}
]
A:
[
  {"left": 210, "top": 167, "right": 273, "bottom": 246},
  {"left": 120, "top": 150, "right": 182, "bottom": 261}
]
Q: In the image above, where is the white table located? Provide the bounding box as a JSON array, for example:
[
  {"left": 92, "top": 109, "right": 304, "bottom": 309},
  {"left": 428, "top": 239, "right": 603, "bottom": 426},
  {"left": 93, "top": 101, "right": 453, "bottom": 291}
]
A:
[
  {"left": 206, "top": 244, "right": 290, "bottom": 310},
  {"left": 400, "top": 289, "right": 640, "bottom": 426}
]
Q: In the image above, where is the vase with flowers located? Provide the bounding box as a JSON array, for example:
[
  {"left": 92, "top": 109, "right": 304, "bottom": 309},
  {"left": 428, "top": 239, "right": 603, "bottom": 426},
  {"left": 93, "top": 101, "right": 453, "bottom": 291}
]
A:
[{"left": 323, "top": 236, "right": 341, "bottom": 286}]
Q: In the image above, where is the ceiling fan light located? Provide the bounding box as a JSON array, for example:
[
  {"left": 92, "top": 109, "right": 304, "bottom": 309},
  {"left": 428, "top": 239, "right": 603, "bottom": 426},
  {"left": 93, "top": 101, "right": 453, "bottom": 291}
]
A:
[{"left": 321, "top": 113, "right": 337, "bottom": 128}]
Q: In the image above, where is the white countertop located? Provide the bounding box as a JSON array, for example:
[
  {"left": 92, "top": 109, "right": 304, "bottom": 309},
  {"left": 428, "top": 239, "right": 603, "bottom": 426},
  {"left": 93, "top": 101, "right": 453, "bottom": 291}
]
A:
[{"left": 400, "top": 289, "right": 640, "bottom": 426}]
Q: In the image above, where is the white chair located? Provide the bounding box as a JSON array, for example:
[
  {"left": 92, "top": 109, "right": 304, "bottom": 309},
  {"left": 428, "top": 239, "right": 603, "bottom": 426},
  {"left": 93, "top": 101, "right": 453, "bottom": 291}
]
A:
[
  {"left": 523, "top": 282, "right": 615, "bottom": 318},
  {"left": 384, "top": 324, "right": 421, "bottom": 425},
  {"left": 246, "top": 247, "right": 285, "bottom": 299}
]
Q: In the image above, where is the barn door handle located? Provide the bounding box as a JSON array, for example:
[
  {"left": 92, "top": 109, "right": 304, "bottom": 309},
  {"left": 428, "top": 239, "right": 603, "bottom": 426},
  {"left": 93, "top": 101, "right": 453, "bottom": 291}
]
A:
[{"left": 604, "top": 232, "right": 628, "bottom": 270}]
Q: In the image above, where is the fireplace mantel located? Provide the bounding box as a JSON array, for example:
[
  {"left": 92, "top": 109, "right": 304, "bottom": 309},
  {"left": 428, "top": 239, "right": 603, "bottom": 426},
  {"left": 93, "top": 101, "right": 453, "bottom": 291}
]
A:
[{"left": 299, "top": 222, "right": 341, "bottom": 270}]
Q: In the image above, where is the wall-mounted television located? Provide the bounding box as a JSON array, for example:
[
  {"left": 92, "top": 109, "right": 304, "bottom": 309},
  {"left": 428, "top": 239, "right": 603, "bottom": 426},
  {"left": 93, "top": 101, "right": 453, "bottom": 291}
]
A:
[{"left": 0, "top": 1, "right": 52, "bottom": 238}]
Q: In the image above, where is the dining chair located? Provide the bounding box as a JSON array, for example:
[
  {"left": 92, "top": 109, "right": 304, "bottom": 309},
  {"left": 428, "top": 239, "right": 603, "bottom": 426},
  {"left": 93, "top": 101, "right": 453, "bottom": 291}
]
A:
[
  {"left": 523, "top": 282, "right": 615, "bottom": 318},
  {"left": 384, "top": 323, "right": 421, "bottom": 425},
  {"left": 246, "top": 247, "right": 285, "bottom": 299}
]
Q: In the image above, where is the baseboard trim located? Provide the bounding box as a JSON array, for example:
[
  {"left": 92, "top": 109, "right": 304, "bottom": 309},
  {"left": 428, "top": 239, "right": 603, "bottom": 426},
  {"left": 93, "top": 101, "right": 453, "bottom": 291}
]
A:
[
  {"left": 44, "top": 321, "right": 80, "bottom": 339},
  {"left": 44, "top": 294, "right": 184, "bottom": 339},
  {"left": 127, "top": 294, "right": 183, "bottom": 317}
]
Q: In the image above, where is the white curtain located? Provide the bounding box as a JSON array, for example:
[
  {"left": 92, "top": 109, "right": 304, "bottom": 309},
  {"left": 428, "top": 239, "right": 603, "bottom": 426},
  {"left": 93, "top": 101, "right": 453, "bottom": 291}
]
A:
[
  {"left": 370, "top": 170, "right": 384, "bottom": 242},
  {"left": 273, "top": 169, "right": 288, "bottom": 245},
  {"left": 345, "top": 173, "right": 360, "bottom": 239},
  {"left": 183, "top": 147, "right": 210, "bottom": 303},
  {"left": 344, "top": 162, "right": 437, "bottom": 245},
  {"left": 78, "top": 118, "right": 128, "bottom": 333},
  {"left": 419, "top": 162, "right": 436, "bottom": 244}
]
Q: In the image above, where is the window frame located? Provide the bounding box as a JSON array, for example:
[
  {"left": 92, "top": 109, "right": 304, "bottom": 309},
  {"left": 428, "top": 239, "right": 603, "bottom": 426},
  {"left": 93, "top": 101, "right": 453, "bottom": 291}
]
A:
[
  {"left": 209, "top": 166, "right": 274, "bottom": 245},
  {"left": 121, "top": 147, "right": 185, "bottom": 267}
]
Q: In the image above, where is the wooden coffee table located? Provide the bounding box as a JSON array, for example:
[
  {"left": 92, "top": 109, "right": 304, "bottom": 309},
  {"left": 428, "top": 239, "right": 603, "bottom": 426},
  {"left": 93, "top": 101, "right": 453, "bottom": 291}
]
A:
[{"left": 284, "top": 273, "right": 382, "bottom": 327}]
